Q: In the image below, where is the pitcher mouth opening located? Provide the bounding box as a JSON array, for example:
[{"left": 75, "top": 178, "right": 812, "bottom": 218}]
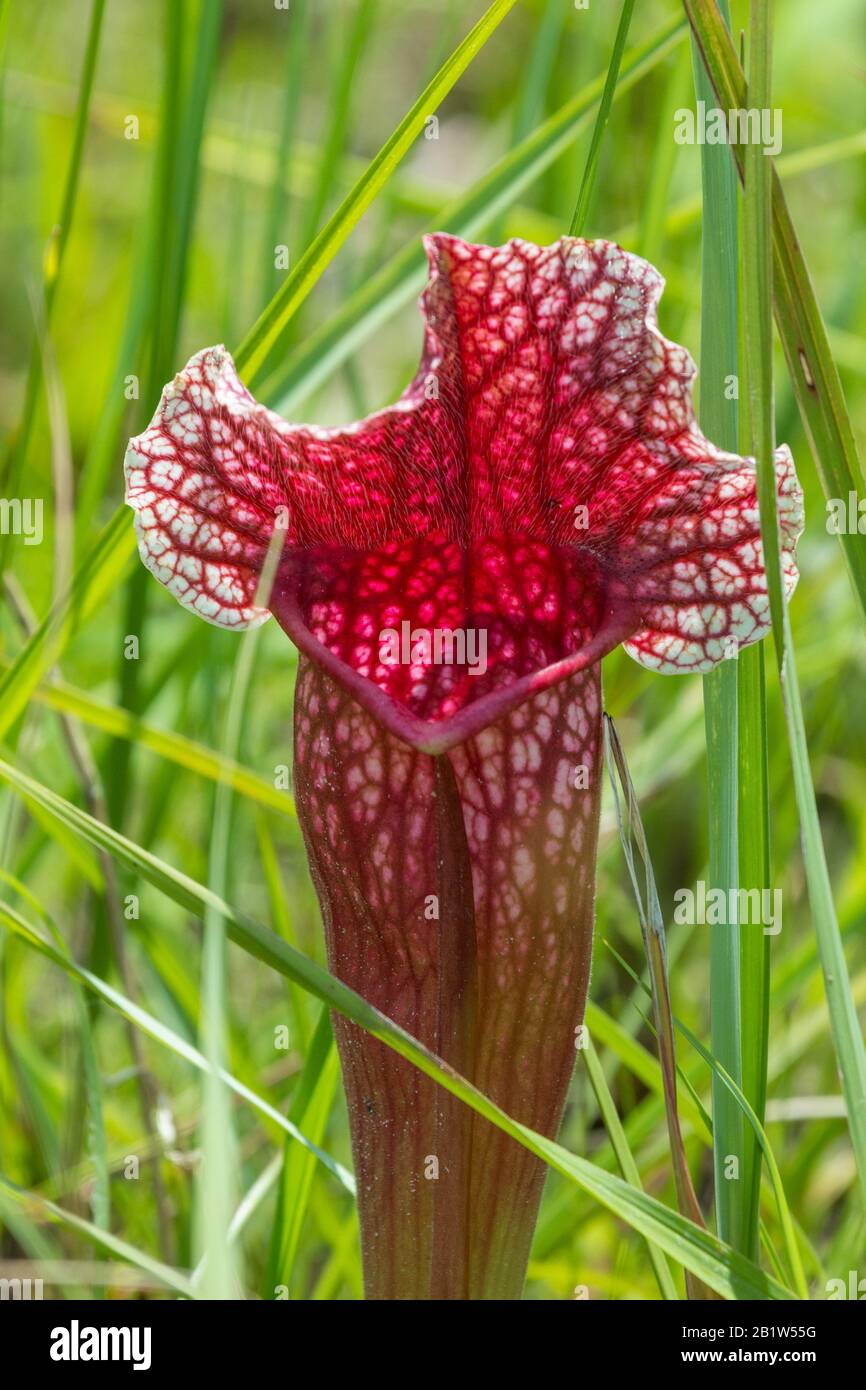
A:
[{"left": 269, "top": 532, "right": 637, "bottom": 753}]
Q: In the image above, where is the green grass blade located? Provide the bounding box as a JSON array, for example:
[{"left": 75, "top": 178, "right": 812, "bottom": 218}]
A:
[
  {"left": 604, "top": 717, "right": 717, "bottom": 1300},
  {"left": 42, "top": 0, "right": 107, "bottom": 310},
  {"left": 0, "top": 897, "right": 354, "bottom": 1194},
  {"left": 684, "top": 0, "right": 866, "bottom": 625},
  {"left": 583, "top": 1037, "right": 679, "bottom": 1299},
  {"left": 0, "top": 1180, "right": 194, "bottom": 1298},
  {"left": 233, "top": 0, "right": 519, "bottom": 385},
  {"left": 74, "top": 991, "right": 110, "bottom": 1236},
  {"left": 195, "top": 535, "right": 283, "bottom": 1300},
  {"left": 2, "top": 0, "right": 106, "bottom": 497},
  {"left": 300, "top": 0, "right": 376, "bottom": 250},
  {"left": 266, "top": 1006, "right": 340, "bottom": 1297},
  {"left": 637, "top": 45, "right": 692, "bottom": 264},
  {"left": 255, "top": 815, "right": 311, "bottom": 1049},
  {"left": 193, "top": 1155, "right": 284, "bottom": 1293},
  {"left": 737, "top": 638, "right": 771, "bottom": 1262},
  {"left": 734, "top": 39, "right": 772, "bottom": 1260},
  {"left": 691, "top": 3, "right": 743, "bottom": 1251},
  {"left": 228, "top": 1155, "right": 283, "bottom": 1247},
  {"left": 568, "top": 0, "right": 635, "bottom": 237},
  {"left": 0, "top": 753, "right": 794, "bottom": 1298},
  {"left": 737, "top": 0, "right": 866, "bottom": 1212},
  {"left": 17, "top": 674, "right": 296, "bottom": 817},
  {"left": 675, "top": 1020, "right": 807, "bottom": 1299},
  {"left": 74, "top": 219, "right": 154, "bottom": 547},
  {"left": 1, "top": 874, "right": 109, "bottom": 1236},
  {"left": 0, "top": 508, "right": 136, "bottom": 741},
  {"left": 512, "top": 0, "right": 565, "bottom": 143},
  {"left": 0, "top": 0, "right": 11, "bottom": 152},
  {"left": 197, "top": 867, "right": 237, "bottom": 1294},
  {"left": 259, "top": 0, "right": 311, "bottom": 305},
  {"left": 263, "top": 14, "right": 687, "bottom": 413},
  {"left": 163, "top": 0, "right": 224, "bottom": 354},
  {"left": 585, "top": 1000, "right": 711, "bottom": 1145},
  {"left": 612, "top": 947, "right": 808, "bottom": 1298}
]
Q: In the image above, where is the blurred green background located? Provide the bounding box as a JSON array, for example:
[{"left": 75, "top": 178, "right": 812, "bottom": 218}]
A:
[{"left": 0, "top": 0, "right": 864, "bottom": 1299}]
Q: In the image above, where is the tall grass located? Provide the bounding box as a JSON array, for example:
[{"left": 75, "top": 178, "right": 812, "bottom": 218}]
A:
[
  {"left": 691, "top": 1, "right": 744, "bottom": 1253},
  {"left": 0, "top": 0, "right": 863, "bottom": 1301}
]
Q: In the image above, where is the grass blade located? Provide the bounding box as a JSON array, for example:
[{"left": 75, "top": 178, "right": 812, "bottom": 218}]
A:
[
  {"left": 737, "top": 636, "right": 772, "bottom": 1262},
  {"left": 195, "top": 532, "right": 285, "bottom": 1300},
  {"left": 263, "top": 14, "right": 687, "bottom": 412},
  {"left": 17, "top": 673, "right": 296, "bottom": 817},
  {"left": 684, "top": 0, "right": 866, "bottom": 624},
  {"left": 612, "top": 946, "right": 809, "bottom": 1298},
  {"left": 512, "top": 0, "right": 566, "bottom": 143},
  {"left": 259, "top": 0, "right": 311, "bottom": 305},
  {"left": 735, "top": 0, "right": 866, "bottom": 1214},
  {"left": 0, "top": 0, "right": 11, "bottom": 152},
  {"left": 234, "top": 0, "right": 519, "bottom": 387},
  {"left": 0, "top": 896, "right": 354, "bottom": 1194},
  {"left": 163, "top": 0, "right": 224, "bottom": 355},
  {"left": 675, "top": 1022, "right": 807, "bottom": 1298},
  {"left": 0, "top": 1180, "right": 193, "bottom": 1298},
  {"left": 2, "top": 0, "right": 106, "bottom": 497},
  {"left": 193, "top": 1155, "right": 284, "bottom": 1293},
  {"left": 568, "top": 0, "right": 635, "bottom": 237},
  {"left": 4, "top": 874, "right": 110, "bottom": 1236},
  {"left": 604, "top": 717, "right": 716, "bottom": 1300},
  {"left": 0, "top": 508, "right": 136, "bottom": 742},
  {"left": 637, "top": 45, "right": 692, "bottom": 263},
  {"left": 0, "top": 753, "right": 794, "bottom": 1299},
  {"left": 586, "top": 1000, "right": 711, "bottom": 1144},
  {"left": 690, "top": 1, "right": 743, "bottom": 1252},
  {"left": 266, "top": 1007, "right": 340, "bottom": 1297},
  {"left": 300, "top": 0, "right": 377, "bottom": 251},
  {"left": 255, "top": 815, "right": 312, "bottom": 1050},
  {"left": 582, "top": 1037, "right": 679, "bottom": 1299}
]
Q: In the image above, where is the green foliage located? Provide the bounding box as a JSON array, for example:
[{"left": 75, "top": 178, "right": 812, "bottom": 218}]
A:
[{"left": 0, "top": 0, "right": 863, "bottom": 1301}]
